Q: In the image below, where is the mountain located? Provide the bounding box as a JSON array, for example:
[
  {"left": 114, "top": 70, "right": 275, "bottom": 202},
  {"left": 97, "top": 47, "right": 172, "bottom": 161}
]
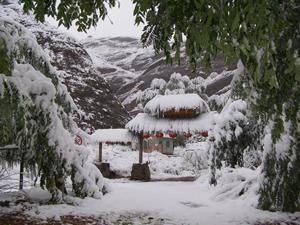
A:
[
  {"left": 0, "top": 1, "right": 130, "bottom": 132},
  {"left": 32, "top": 31, "right": 130, "bottom": 132},
  {"left": 1, "top": 1, "right": 236, "bottom": 131},
  {"left": 82, "top": 37, "right": 236, "bottom": 114}
]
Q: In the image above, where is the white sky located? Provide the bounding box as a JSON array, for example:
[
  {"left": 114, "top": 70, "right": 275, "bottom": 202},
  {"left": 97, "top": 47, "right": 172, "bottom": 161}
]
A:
[{"left": 47, "top": 0, "right": 143, "bottom": 40}]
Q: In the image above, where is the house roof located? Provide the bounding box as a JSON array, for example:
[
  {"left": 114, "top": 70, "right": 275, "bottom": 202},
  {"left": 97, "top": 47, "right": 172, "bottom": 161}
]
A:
[
  {"left": 125, "top": 112, "right": 216, "bottom": 133},
  {"left": 90, "top": 129, "right": 134, "bottom": 143},
  {"left": 144, "top": 94, "right": 209, "bottom": 116}
]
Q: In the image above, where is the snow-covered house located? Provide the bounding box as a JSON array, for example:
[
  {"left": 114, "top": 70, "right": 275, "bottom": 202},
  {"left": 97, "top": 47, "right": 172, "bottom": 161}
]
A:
[
  {"left": 126, "top": 94, "right": 214, "bottom": 157},
  {"left": 90, "top": 129, "right": 135, "bottom": 146},
  {"left": 90, "top": 129, "right": 136, "bottom": 178},
  {"left": 144, "top": 93, "right": 209, "bottom": 119}
]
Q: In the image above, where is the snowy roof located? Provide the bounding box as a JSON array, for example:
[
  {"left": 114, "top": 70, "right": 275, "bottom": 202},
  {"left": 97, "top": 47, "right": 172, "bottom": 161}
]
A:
[
  {"left": 125, "top": 112, "right": 216, "bottom": 133},
  {"left": 90, "top": 129, "right": 134, "bottom": 143},
  {"left": 144, "top": 94, "right": 209, "bottom": 116}
]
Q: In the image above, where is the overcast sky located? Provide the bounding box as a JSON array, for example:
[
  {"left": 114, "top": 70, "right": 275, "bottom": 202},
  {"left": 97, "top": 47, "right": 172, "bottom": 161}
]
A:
[{"left": 47, "top": 0, "right": 143, "bottom": 40}]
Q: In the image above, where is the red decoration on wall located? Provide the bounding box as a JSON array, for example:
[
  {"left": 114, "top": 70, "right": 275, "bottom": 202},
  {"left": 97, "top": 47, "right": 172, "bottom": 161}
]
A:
[
  {"left": 169, "top": 132, "right": 177, "bottom": 138},
  {"left": 143, "top": 133, "right": 150, "bottom": 139},
  {"left": 201, "top": 131, "right": 208, "bottom": 137},
  {"left": 155, "top": 132, "right": 164, "bottom": 138}
]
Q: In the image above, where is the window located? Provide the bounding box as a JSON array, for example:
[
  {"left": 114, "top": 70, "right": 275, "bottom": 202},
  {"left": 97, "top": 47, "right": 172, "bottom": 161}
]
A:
[{"left": 166, "top": 140, "right": 170, "bottom": 147}]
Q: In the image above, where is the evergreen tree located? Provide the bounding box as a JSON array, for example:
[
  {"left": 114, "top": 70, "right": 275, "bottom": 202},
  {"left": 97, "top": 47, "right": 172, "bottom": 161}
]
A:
[
  {"left": 0, "top": 18, "right": 105, "bottom": 202},
  {"left": 133, "top": 0, "right": 300, "bottom": 212}
]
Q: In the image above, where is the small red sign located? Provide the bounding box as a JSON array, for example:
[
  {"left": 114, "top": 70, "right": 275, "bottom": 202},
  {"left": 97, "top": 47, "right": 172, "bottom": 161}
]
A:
[{"left": 75, "top": 135, "right": 83, "bottom": 145}]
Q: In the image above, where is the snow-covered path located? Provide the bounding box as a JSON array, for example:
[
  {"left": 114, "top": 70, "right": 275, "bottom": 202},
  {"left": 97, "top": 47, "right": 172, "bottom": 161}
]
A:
[
  {"left": 21, "top": 176, "right": 299, "bottom": 225},
  {"left": 93, "top": 181, "right": 298, "bottom": 225}
]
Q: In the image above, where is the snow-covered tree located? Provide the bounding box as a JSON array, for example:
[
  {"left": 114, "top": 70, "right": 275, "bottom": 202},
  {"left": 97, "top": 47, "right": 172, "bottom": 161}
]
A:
[
  {"left": 0, "top": 18, "right": 105, "bottom": 202},
  {"left": 208, "top": 98, "right": 248, "bottom": 184},
  {"left": 208, "top": 64, "right": 263, "bottom": 185},
  {"left": 137, "top": 72, "right": 207, "bottom": 106},
  {"left": 134, "top": 0, "right": 300, "bottom": 212}
]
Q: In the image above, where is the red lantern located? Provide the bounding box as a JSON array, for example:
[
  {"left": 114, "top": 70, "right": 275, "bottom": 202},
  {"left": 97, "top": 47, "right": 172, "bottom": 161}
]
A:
[
  {"left": 105, "top": 141, "right": 112, "bottom": 145},
  {"left": 143, "top": 133, "right": 150, "bottom": 139},
  {"left": 127, "top": 141, "right": 132, "bottom": 145},
  {"left": 169, "top": 132, "right": 177, "bottom": 138},
  {"left": 184, "top": 132, "right": 192, "bottom": 138},
  {"left": 155, "top": 132, "right": 164, "bottom": 138},
  {"left": 201, "top": 131, "right": 208, "bottom": 137}
]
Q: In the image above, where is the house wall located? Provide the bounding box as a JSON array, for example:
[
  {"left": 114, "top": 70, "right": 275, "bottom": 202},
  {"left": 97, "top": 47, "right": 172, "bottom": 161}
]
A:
[
  {"left": 143, "top": 137, "right": 174, "bottom": 155},
  {"left": 160, "top": 108, "right": 199, "bottom": 118}
]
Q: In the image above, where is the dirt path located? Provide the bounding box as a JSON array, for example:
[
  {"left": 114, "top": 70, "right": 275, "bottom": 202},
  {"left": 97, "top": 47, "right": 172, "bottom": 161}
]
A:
[{"left": 0, "top": 213, "right": 176, "bottom": 225}]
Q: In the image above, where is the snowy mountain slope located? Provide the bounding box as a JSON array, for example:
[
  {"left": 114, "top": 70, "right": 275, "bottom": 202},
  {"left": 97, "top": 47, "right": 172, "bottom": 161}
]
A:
[
  {"left": 0, "top": 1, "right": 130, "bottom": 131},
  {"left": 33, "top": 31, "right": 131, "bottom": 131},
  {"left": 82, "top": 37, "right": 155, "bottom": 92},
  {"left": 82, "top": 37, "right": 236, "bottom": 114}
]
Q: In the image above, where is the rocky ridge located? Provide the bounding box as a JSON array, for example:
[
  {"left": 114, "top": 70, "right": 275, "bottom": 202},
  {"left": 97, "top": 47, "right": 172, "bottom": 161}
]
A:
[
  {"left": 0, "top": 1, "right": 130, "bottom": 132},
  {"left": 82, "top": 37, "right": 236, "bottom": 114}
]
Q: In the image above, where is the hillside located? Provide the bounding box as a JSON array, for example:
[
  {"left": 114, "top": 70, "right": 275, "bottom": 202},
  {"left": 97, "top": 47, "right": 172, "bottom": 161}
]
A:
[
  {"left": 0, "top": 1, "right": 130, "bottom": 132},
  {"left": 0, "top": 1, "right": 236, "bottom": 129},
  {"left": 82, "top": 37, "right": 236, "bottom": 114}
]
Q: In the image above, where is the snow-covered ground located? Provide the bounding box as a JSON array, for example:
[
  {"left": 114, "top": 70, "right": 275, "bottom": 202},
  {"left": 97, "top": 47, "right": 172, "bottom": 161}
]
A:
[
  {"left": 1, "top": 143, "right": 299, "bottom": 224},
  {"left": 1, "top": 169, "right": 299, "bottom": 225},
  {"left": 88, "top": 142, "right": 209, "bottom": 178}
]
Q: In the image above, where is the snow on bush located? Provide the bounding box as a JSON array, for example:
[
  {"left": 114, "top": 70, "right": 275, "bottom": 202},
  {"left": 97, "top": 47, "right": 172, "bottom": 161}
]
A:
[
  {"left": 208, "top": 98, "right": 250, "bottom": 185},
  {"left": 212, "top": 167, "right": 258, "bottom": 204},
  {"left": 137, "top": 72, "right": 208, "bottom": 106},
  {"left": 243, "top": 146, "right": 262, "bottom": 169},
  {"left": 208, "top": 89, "right": 231, "bottom": 112},
  {"left": 258, "top": 112, "right": 300, "bottom": 211},
  {"left": 180, "top": 142, "right": 210, "bottom": 171},
  {"left": 210, "top": 98, "right": 248, "bottom": 146},
  {"left": 0, "top": 17, "right": 105, "bottom": 201},
  {"left": 94, "top": 143, "right": 209, "bottom": 178}
]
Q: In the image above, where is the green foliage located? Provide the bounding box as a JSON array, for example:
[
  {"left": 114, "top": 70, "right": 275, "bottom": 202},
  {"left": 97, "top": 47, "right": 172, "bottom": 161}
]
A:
[
  {"left": 132, "top": 0, "right": 299, "bottom": 212},
  {"left": 71, "top": 165, "right": 88, "bottom": 198},
  {"left": 0, "top": 37, "right": 12, "bottom": 76},
  {"left": 21, "top": 0, "right": 117, "bottom": 32},
  {"left": 0, "top": 19, "right": 75, "bottom": 202},
  {"left": 0, "top": 81, "right": 25, "bottom": 166},
  {"left": 258, "top": 115, "right": 300, "bottom": 212},
  {"left": 0, "top": 65, "right": 67, "bottom": 202}
]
